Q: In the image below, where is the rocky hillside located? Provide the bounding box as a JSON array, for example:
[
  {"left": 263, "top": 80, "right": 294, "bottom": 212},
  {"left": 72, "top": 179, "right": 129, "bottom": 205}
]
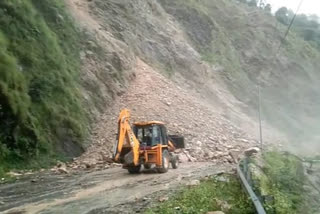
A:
[
  {"left": 1, "top": 0, "right": 320, "bottom": 172},
  {"left": 158, "top": 0, "right": 320, "bottom": 153},
  {"left": 72, "top": 0, "right": 320, "bottom": 154},
  {"left": 68, "top": 59, "right": 255, "bottom": 170}
]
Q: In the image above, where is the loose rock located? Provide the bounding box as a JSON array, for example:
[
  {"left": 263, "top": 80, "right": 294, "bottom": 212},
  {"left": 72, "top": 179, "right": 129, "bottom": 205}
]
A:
[
  {"left": 187, "top": 179, "right": 200, "bottom": 186},
  {"left": 57, "top": 167, "right": 69, "bottom": 174},
  {"left": 158, "top": 196, "right": 169, "bottom": 202}
]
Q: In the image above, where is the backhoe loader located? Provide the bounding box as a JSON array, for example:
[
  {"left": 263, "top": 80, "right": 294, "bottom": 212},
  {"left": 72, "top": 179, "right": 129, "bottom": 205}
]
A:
[{"left": 113, "top": 109, "right": 184, "bottom": 173}]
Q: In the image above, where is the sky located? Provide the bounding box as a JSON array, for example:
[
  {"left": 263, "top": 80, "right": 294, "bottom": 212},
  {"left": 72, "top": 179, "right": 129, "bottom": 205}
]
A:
[{"left": 266, "top": 0, "right": 320, "bottom": 16}]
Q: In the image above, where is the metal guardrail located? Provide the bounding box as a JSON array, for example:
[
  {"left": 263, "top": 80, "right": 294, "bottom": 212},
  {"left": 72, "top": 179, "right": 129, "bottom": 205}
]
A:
[
  {"left": 233, "top": 157, "right": 266, "bottom": 214},
  {"left": 236, "top": 159, "right": 266, "bottom": 214},
  {"left": 236, "top": 153, "right": 320, "bottom": 214}
]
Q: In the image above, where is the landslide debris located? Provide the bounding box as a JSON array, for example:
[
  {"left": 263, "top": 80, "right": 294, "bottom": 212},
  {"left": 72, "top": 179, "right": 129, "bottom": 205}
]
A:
[
  {"left": 0, "top": 0, "right": 319, "bottom": 176},
  {"left": 59, "top": 0, "right": 278, "bottom": 172},
  {"left": 77, "top": 0, "right": 320, "bottom": 154},
  {"left": 158, "top": 0, "right": 320, "bottom": 153},
  {"left": 67, "top": 59, "right": 257, "bottom": 171}
]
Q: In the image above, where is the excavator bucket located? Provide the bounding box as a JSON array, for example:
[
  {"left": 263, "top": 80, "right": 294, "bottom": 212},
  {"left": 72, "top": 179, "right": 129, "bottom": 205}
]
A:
[{"left": 169, "top": 135, "right": 185, "bottom": 149}]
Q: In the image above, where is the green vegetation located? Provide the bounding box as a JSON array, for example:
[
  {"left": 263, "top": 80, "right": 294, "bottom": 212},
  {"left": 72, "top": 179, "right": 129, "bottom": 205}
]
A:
[
  {"left": 0, "top": 0, "right": 87, "bottom": 174},
  {"left": 275, "top": 7, "right": 320, "bottom": 50},
  {"left": 146, "top": 152, "right": 314, "bottom": 214},
  {"left": 248, "top": 152, "right": 307, "bottom": 214},
  {"left": 234, "top": 0, "right": 272, "bottom": 12},
  {"left": 263, "top": 152, "right": 305, "bottom": 213},
  {"left": 146, "top": 175, "right": 255, "bottom": 214}
]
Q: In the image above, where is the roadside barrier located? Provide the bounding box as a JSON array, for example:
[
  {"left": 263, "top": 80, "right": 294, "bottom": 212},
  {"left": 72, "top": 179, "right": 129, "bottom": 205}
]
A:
[{"left": 236, "top": 158, "right": 266, "bottom": 214}]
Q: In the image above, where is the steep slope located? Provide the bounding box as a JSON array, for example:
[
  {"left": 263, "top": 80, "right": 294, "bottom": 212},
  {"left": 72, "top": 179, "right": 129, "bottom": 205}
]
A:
[
  {"left": 69, "top": 59, "right": 256, "bottom": 169},
  {"left": 66, "top": 0, "right": 320, "bottom": 166},
  {"left": 62, "top": 0, "right": 282, "bottom": 169},
  {"left": 0, "top": 0, "right": 134, "bottom": 172},
  {"left": 158, "top": 0, "right": 320, "bottom": 153},
  {"left": 0, "top": 0, "right": 87, "bottom": 169},
  {"left": 81, "top": 0, "right": 320, "bottom": 154}
]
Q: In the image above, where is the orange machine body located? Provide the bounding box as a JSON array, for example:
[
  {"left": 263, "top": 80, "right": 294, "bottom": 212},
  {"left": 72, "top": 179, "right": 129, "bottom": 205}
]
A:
[{"left": 113, "top": 109, "right": 180, "bottom": 173}]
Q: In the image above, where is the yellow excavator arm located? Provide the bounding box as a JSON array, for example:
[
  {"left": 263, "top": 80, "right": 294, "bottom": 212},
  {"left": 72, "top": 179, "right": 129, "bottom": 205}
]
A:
[{"left": 113, "top": 109, "right": 140, "bottom": 166}]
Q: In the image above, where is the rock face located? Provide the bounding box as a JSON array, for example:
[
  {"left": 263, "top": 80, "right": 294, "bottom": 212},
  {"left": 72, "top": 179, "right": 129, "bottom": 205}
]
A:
[{"left": 66, "top": 0, "right": 136, "bottom": 121}]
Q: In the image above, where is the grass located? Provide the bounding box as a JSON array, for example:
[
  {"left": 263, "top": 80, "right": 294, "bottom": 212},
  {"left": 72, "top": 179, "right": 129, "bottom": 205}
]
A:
[
  {"left": 0, "top": 0, "right": 87, "bottom": 175},
  {"left": 248, "top": 151, "right": 306, "bottom": 214},
  {"left": 264, "top": 152, "right": 305, "bottom": 213},
  {"left": 145, "top": 174, "right": 255, "bottom": 214}
]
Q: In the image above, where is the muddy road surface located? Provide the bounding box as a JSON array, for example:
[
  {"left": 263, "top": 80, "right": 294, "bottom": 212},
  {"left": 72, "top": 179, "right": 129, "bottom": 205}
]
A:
[{"left": 0, "top": 162, "right": 229, "bottom": 214}]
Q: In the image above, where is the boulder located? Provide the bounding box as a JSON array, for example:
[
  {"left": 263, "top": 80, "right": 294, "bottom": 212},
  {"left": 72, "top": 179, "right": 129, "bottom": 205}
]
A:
[
  {"left": 56, "top": 161, "right": 66, "bottom": 168},
  {"left": 214, "top": 199, "right": 231, "bottom": 212},
  {"left": 244, "top": 147, "right": 260, "bottom": 157},
  {"left": 83, "top": 161, "right": 96, "bottom": 169},
  {"left": 57, "top": 167, "right": 69, "bottom": 174},
  {"left": 143, "top": 197, "right": 151, "bottom": 201}
]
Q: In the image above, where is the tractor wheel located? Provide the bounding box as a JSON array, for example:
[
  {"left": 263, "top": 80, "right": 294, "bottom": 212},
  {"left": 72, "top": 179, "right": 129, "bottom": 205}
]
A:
[
  {"left": 157, "top": 150, "right": 170, "bottom": 173},
  {"left": 127, "top": 165, "right": 141, "bottom": 174},
  {"left": 144, "top": 164, "right": 152, "bottom": 169},
  {"left": 171, "top": 155, "right": 179, "bottom": 169}
]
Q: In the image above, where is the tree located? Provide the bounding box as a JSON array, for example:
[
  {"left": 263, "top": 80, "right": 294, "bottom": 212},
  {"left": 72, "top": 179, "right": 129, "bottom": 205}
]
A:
[
  {"left": 264, "top": 3, "right": 272, "bottom": 13},
  {"left": 274, "top": 7, "right": 320, "bottom": 50},
  {"left": 248, "top": 0, "right": 257, "bottom": 7},
  {"left": 275, "top": 7, "right": 290, "bottom": 25}
]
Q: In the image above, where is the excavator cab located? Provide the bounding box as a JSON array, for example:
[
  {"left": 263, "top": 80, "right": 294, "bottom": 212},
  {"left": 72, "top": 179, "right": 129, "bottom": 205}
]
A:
[
  {"left": 130, "top": 122, "right": 173, "bottom": 173},
  {"left": 113, "top": 109, "right": 184, "bottom": 174},
  {"left": 133, "top": 122, "right": 168, "bottom": 148}
]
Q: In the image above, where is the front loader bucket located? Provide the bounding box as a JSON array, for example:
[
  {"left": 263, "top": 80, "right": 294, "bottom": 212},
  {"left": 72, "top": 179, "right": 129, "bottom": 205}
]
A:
[
  {"left": 169, "top": 135, "right": 185, "bottom": 149},
  {"left": 124, "top": 150, "right": 134, "bottom": 165}
]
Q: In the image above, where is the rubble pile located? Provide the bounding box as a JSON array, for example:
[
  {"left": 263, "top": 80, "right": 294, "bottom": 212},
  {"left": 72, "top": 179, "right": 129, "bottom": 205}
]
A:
[{"left": 62, "top": 59, "right": 257, "bottom": 172}]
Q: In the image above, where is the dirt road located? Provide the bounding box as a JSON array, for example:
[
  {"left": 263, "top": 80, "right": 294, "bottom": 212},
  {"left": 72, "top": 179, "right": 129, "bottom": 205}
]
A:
[{"left": 0, "top": 162, "right": 229, "bottom": 214}]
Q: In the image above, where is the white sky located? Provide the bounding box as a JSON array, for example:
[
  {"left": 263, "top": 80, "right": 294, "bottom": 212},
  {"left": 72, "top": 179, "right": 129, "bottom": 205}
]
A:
[{"left": 267, "top": 0, "right": 320, "bottom": 16}]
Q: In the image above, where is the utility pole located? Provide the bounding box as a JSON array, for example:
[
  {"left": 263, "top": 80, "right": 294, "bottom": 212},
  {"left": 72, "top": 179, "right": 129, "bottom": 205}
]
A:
[{"left": 258, "top": 83, "right": 263, "bottom": 150}]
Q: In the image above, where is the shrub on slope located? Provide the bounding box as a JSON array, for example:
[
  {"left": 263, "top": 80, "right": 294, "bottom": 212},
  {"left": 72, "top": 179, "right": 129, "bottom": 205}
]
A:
[{"left": 0, "top": 0, "right": 87, "bottom": 170}]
